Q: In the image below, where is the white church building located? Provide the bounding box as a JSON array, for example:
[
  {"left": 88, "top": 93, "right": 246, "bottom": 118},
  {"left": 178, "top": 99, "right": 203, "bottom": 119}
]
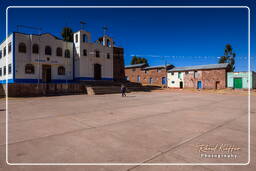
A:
[{"left": 0, "top": 29, "right": 118, "bottom": 84}]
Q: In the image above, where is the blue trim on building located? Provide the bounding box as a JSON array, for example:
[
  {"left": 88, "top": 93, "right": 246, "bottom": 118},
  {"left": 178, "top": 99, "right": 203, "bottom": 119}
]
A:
[
  {"left": 0, "top": 79, "right": 14, "bottom": 84},
  {"left": 101, "top": 77, "right": 113, "bottom": 81},
  {"left": 12, "top": 79, "right": 75, "bottom": 84},
  {"left": 75, "top": 77, "right": 113, "bottom": 81}
]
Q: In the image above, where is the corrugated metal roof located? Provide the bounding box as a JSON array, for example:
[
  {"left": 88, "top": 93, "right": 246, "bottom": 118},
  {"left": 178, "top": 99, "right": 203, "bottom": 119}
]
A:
[
  {"left": 168, "top": 63, "right": 229, "bottom": 72},
  {"left": 144, "top": 64, "right": 173, "bottom": 70},
  {"left": 125, "top": 63, "right": 147, "bottom": 68}
]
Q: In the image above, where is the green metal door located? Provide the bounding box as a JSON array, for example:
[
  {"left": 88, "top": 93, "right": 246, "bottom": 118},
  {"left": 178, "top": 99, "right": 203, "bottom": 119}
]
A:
[{"left": 234, "top": 78, "right": 242, "bottom": 89}]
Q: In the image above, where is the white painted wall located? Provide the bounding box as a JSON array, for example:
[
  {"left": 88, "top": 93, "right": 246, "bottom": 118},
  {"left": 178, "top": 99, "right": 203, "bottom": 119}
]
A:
[
  {"left": 14, "top": 32, "right": 73, "bottom": 81},
  {"left": 73, "top": 30, "right": 113, "bottom": 80},
  {"left": 167, "top": 71, "right": 184, "bottom": 88},
  {"left": 0, "top": 34, "right": 14, "bottom": 82}
]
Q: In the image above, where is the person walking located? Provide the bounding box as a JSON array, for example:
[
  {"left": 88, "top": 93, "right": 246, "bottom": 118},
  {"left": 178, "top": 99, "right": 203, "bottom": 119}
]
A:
[{"left": 121, "top": 84, "right": 127, "bottom": 97}]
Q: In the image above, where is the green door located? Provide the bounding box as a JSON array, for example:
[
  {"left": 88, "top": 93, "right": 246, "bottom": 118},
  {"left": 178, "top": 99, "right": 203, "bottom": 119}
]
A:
[{"left": 234, "top": 78, "right": 242, "bottom": 89}]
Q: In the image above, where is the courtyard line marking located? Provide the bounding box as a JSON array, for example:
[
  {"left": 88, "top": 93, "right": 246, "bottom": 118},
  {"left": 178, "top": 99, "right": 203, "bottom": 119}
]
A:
[
  {"left": 126, "top": 118, "right": 238, "bottom": 171},
  {"left": 5, "top": 6, "right": 250, "bottom": 166}
]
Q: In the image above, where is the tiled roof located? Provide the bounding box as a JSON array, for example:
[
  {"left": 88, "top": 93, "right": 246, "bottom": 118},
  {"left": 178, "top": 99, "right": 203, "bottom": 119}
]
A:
[{"left": 168, "top": 63, "right": 229, "bottom": 72}]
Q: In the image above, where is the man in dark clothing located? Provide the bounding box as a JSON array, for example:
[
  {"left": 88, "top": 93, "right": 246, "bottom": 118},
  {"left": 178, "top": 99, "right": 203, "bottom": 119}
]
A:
[{"left": 121, "top": 84, "right": 126, "bottom": 97}]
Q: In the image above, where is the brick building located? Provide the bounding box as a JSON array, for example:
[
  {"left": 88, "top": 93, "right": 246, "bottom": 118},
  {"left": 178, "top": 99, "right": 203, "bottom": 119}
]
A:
[
  {"left": 125, "top": 63, "right": 174, "bottom": 86},
  {"left": 113, "top": 47, "right": 125, "bottom": 81},
  {"left": 167, "top": 63, "right": 230, "bottom": 89}
]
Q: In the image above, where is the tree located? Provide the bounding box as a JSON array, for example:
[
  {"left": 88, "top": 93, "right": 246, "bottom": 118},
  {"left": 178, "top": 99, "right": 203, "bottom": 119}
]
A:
[
  {"left": 130, "top": 56, "right": 149, "bottom": 66},
  {"left": 61, "top": 27, "right": 73, "bottom": 42},
  {"left": 218, "top": 44, "right": 236, "bottom": 71}
]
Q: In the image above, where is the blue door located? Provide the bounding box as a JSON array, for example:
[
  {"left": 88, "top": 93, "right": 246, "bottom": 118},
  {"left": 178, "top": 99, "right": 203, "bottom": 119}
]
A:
[
  {"left": 162, "top": 77, "right": 166, "bottom": 85},
  {"left": 197, "top": 81, "right": 202, "bottom": 89}
]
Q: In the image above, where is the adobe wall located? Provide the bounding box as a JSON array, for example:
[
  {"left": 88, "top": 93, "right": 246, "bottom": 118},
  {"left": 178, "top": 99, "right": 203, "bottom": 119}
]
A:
[
  {"left": 125, "top": 68, "right": 167, "bottom": 86},
  {"left": 183, "top": 69, "right": 226, "bottom": 89}
]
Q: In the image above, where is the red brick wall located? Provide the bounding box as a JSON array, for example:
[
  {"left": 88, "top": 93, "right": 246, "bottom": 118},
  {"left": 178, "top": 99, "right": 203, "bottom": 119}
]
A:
[
  {"left": 125, "top": 68, "right": 167, "bottom": 86},
  {"left": 183, "top": 69, "right": 227, "bottom": 89}
]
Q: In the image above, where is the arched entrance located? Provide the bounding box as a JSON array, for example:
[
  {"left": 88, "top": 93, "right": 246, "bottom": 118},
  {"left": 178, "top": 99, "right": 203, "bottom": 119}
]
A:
[{"left": 94, "top": 64, "right": 102, "bottom": 80}]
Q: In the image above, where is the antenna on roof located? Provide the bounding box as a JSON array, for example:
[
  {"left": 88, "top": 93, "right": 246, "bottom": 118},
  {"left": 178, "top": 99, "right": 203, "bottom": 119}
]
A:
[
  {"left": 102, "top": 26, "right": 108, "bottom": 36},
  {"left": 80, "top": 21, "right": 86, "bottom": 30}
]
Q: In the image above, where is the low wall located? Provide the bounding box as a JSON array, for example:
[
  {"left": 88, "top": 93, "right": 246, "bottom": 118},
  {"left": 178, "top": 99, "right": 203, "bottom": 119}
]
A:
[{"left": 0, "top": 83, "right": 87, "bottom": 97}]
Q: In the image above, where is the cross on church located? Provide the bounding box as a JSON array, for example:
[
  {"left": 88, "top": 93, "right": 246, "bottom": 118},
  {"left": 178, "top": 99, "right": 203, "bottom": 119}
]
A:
[{"left": 80, "top": 21, "right": 86, "bottom": 30}]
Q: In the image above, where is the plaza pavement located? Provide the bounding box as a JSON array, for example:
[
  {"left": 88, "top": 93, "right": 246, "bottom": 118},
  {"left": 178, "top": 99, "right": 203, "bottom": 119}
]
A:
[{"left": 0, "top": 90, "right": 255, "bottom": 171}]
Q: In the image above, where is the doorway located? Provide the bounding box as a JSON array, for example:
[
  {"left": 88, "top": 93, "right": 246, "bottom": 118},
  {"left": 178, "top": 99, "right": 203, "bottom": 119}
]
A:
[
  {"left": 42, "top": 64, "right": 51, "bottom": 83},
  {"left": 215, "top": 81, "right": 220, "bottom": 89},
  {"left": 234, "top": 78, "right": 242, "bottom": 89},
  {"left": 197, "top": 81, "right": 202, "bottom": 89},
  {"left": 179, "top": 81, "right": 183, "bottom": 88},
  {"left": 94, "top": 63, "right": 102, "bottom": 80}
]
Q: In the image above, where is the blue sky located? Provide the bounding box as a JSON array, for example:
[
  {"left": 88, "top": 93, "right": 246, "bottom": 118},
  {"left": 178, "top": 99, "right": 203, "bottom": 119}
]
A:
[{"left": 0, "top": 0, "right": 255, "bottom": 71}]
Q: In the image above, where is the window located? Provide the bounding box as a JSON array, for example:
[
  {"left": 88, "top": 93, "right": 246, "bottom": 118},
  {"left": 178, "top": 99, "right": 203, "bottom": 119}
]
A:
[
  {"left": 0, "top": 68, "right": 2, "bottom": 76},
  {"left": 83, "top": 49, "right": 87, "bottom": 56},
  {"left": 18, "top": 43, "right": 26, "bottom": 53},
  {"left": 58, "top": 66, "right": 65, "bottom": 75},
  {"left": 149, "top": 77, "right": 153, "bottom": 84},
  {"left": 171, "top": 72, "right": 174, "bottom": 75},
  {"left": 3, "top": 47, "right": 6, "bottom": 56},
  {"left": 107, "top": 40, "right": 111, "bottom": 47},
  {"left": 171, "top": 81, "right": 175, "bottom": 84},
  {"left": 3, "top": 66, "right": 6, "bottom": 75},
  {"left": 75, "top": 34, "right": 78, "bottom": 43},
  {"left": 8, "top": 43, "right": 11, "bottom": 53},
  {"left": 8, "top": 64, "right": 11, "bottom": 74},
  {"left": 107, "top": 53, "right": 110, "bottom": 59},
  {"left": 145, "top": 70, "right": 148, "bottom": 74},
  {"left": 137, "top": 75, "right": 140, "bottom": 82},
  {"left": 95, "top": 50, "right": 100, "bottom": 57},
  {"left": 185, "top": 71, "right": 188, "bottom": 75},
  {"left": 194, "top": 71, "right": 198, "bottom": 78},
  {"left": 45, "top": 46, "right": 52, "bottom": 55},
  {"left": 132, "top": 68, "right": 136, "bottom": 72},
  {"left": 64, "top": 49, "right": 70, "bottom": 58},
  {"left": 56, "top": 47, "right": 62, "bottom": 56},
  {"left": 0, "top": 50, "right": 2, "bottom": 58},
  {"left": 82, "top": 34, "right": 88, "bottom": 42},
  {"left": 32, "top": 44, "right": 39, "bottom": 54},
  {"left": 178, "top": 72, "right": 181, "bottom": 79},
  {"left": 25, "top": 64, "right": 35, "bottom": 74}
]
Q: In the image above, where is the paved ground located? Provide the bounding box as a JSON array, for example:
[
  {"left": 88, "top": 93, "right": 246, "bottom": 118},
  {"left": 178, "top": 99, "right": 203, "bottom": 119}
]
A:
[{"left": 0, "top": 91, "right": 255, "bottom": 171}]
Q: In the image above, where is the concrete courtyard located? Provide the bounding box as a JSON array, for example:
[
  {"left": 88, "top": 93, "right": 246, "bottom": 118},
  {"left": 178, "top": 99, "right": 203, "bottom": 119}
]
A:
[{"left": 0, "top": 91, "right": 255, "bottom": 171}]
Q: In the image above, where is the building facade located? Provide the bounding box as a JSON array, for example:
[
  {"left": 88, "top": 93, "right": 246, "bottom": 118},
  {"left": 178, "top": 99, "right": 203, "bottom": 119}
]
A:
[
  {"left": 125, "top": 63, "right": 174, "bottom": 86},
  {"left": 0, "top": 32, "right": 74, "bottom": 84},
  {"left": 0, "top": 29, "right": 124, "bottom": 85},
  {"left": 227, "top": 72, "right": 256, "bottom": 89},
  {"left": 167, "top": 63, "right": 230, "bottom": 89}
]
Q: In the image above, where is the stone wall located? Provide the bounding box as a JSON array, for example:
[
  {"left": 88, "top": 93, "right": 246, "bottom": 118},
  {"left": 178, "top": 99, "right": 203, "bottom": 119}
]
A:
[{"left": 0, "top": 83, "right": 87, "bottom": 97}]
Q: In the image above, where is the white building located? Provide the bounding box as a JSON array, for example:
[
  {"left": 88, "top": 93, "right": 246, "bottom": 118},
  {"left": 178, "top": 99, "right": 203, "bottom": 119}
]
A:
[
  {"left": 73, "top": 30, "right": 114, "bottom": 81},
  {"left": 0, "top": 29, "right": 118, "bottom": 84},
  {"left": 167, "top": 71, "right": 185, "bottom": 88}
]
